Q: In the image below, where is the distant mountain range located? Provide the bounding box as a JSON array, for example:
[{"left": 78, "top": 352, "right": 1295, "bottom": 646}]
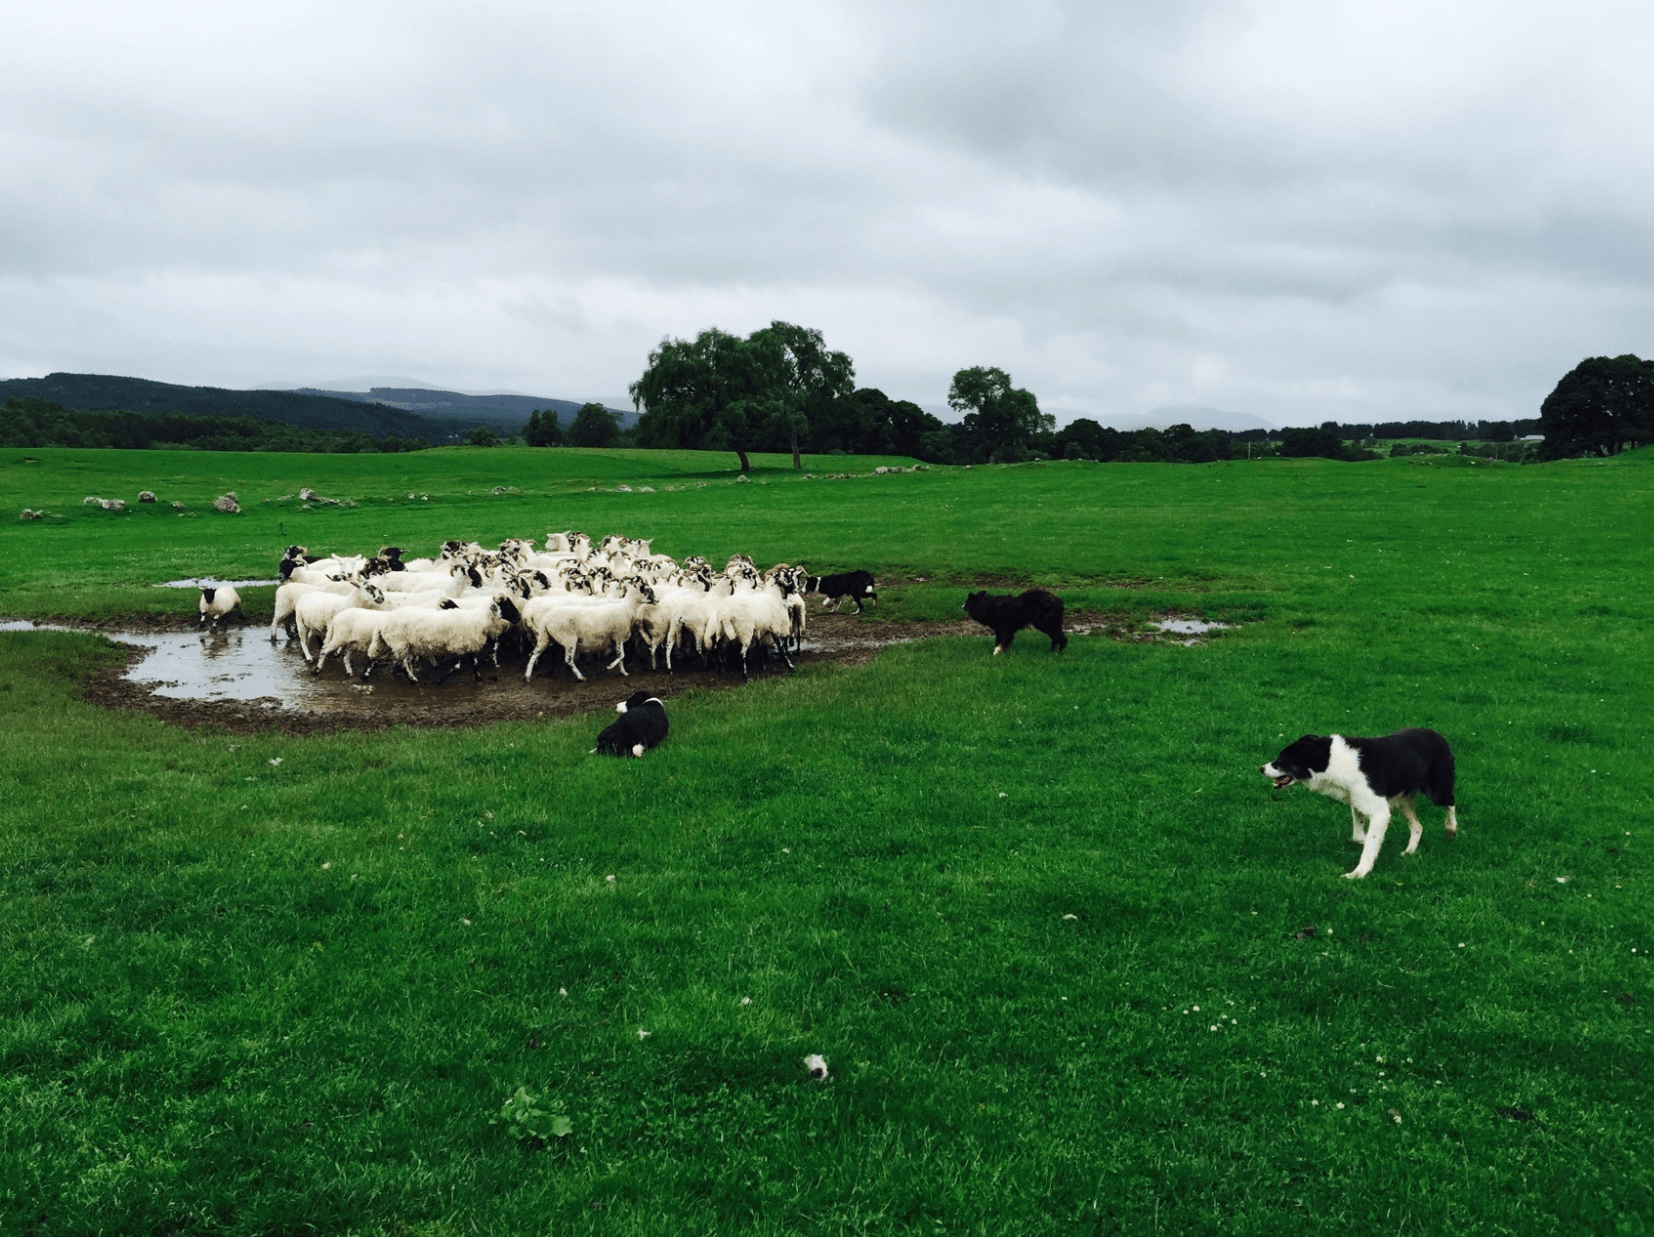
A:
[
  {"left": 0, "top": 372, "right": 635, "bottom": 440},
  {"left": 285, "top": 385, "right": 638, "bottom": 434}
]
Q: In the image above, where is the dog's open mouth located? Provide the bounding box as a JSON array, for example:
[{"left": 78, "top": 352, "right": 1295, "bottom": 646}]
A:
[{"left": 1271, "top": 774, "right": 1296, "bottom": 789}]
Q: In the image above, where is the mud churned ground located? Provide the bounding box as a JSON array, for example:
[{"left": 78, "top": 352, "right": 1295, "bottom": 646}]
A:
[{"left": 76, "top": 610, "right": 1019, "bottom": 735}]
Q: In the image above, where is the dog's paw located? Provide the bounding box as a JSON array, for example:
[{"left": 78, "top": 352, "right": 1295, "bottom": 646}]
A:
[{"left": 1342, "top": 868, "right": 1368, "bottom": 880}]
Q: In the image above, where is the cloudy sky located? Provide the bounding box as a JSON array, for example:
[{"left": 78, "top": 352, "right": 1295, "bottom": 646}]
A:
[{"left": 4, "top": 0, "right": 1652, "bottom": 425}]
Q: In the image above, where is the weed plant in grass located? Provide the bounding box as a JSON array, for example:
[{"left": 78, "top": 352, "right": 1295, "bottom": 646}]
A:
[{"left": 1, "top": 447, "right": 1652, "bottom": 1233}]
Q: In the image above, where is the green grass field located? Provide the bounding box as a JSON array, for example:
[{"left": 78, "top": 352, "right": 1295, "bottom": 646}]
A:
[{"left": 2, "top": 445, "right": 1652, "bottom": 1234}]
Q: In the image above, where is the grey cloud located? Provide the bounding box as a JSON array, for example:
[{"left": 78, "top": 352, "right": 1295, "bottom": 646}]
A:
[{"left": 3, "top": 0, "right": 1653, "bottom": 423}]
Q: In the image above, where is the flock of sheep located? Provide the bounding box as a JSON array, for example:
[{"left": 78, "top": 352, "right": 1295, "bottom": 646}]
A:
[{"left": 210, "top": 531, "right": 871, "bottom": 686}]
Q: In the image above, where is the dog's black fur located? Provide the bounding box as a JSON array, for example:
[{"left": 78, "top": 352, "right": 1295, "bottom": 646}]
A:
[
  {"left": 807, "top": 570, "right": 878, "bottom": 613},
  {"left": 1265, "top": 728, "right": 1456, "bottom": 807},
  {"left": 962, "top": 589, "right": 1067, "bottom": 653},
  {"left": 595, "top": 691, "right": 669, "bottom": 757}
]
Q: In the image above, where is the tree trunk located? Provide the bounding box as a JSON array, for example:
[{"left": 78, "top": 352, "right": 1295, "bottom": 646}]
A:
[
  {"left": 736, "top": 449, "right": 751, "bottom": 473},
  {"left": 791, "top": 427, "right": 801, "bottom": 470}
]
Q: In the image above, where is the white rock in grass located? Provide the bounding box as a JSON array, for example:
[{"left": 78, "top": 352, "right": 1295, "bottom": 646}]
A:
[
  {"left": 213, "top": 493, "right": 241, "bottom": 514},
  {"left": 804, "top": 1053, "right": 830, "bottom": 1081}
]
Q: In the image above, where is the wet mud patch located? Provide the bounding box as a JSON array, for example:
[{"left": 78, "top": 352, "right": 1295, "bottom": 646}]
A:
[
  {"left": 15, "top": 605, "right": 1238, "bottom": 736},
  {"left": 69, "top": 611, "right": 972, "bottom": 735}
]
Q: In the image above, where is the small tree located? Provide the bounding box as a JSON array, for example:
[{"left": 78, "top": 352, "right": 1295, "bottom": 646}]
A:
[
  {"left": 524, "top": 409, "right": 564, "bottom": 447},
  {"left": 947, "top": 366, "right": 1052, "bottom": 463},
  {"left": 466, "top": 425, "right": 501, "bottom": 447},
  {"left": 567, "top": 402, "right": 622, "bottom": 449}
]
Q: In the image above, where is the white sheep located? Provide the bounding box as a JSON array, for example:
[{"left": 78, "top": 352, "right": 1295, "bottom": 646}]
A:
[
  {"left": 294, "top": 581, "right": 385, "bottom": 663},
  {"left": 369, "top": 595, "right": 521, "bottom": 683},
  {"left": 716, "top": 576, "right": 796, "bottom": 680},
  {"left": 270, "top": 576, "right": 358, "bottom": 643},
  {"left": 198, "top": 585, "right": 243, "bottom": 629},
  {"left": 522, "top": 586, "right": 652, "bottom": 681}
]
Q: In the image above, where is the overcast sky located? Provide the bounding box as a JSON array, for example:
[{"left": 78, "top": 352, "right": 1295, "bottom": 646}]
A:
[{"left": 5, "top": 0, "right": 1652, "bottom": 425}]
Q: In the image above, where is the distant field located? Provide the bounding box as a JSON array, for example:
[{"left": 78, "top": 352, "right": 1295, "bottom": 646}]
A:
[{"left": 2, "top": 445, "right": 1652, "bottom": 1234}]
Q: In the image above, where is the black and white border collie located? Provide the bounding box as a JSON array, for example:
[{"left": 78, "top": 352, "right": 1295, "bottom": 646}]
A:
[
  {"left": 806, "top": 570, "right": 878, "bottom": 614},
  {"left": 1261, "top": 728, "right": 1458, "bottom": 879},
  {"left": 594, "top": 691, "right": 669, "bottom": 758},
  {"left": 962, "top": 589, "right": 1068, "bottom": 655}
]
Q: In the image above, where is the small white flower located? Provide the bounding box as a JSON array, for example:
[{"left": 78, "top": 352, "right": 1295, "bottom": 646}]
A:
[
  {"left": 558, "top": 988, "right": 568, "bottom": 996},
  {"left": 321, "top": 862, "right": 331, "bottom": 869},
  {"left": 1062, "top": 913, "right": 1078, "bottom": 921},
  {"left": 1192, "top": 1005, "right": 1199, "bottom": 1012},
  {"left": 1312, "top": 1100, "right": 1319, "bottom": 1106},
  {"left": 998, "top": 792, "right": 1008, "bottom": 798},
  {"left": 1336, "top": 1102, "right": 1345, "bottom": 1109},
  {"left": 781, "top": 848, "right": 790, "bottom": 854},
  {"left": 268, "top": 757, "right": 282, "bottom": 766},
  {"left": 804, "top": 1053, "right": 830, "bottom": 1080},
  {"left": 1210, "top": 1025, "right": 1218, "bottom": 1032},
  {"left": 740, "top": 997, "right": 752, "bottom": 1006},
  {"left": 1556, "top": 876, "right": 1569, "bottom": 884},
  {"left": 606, "top": 874, "right": 616, "bottom": 883},
  {"left": 460, "top": 918, "right": 471, "bottom": 926},
  {"left": 1376, "top": 1055, "right": 1385, "bottom": 1063},
  {"left": 637, "top": 1029, "right": 650, "bottom": 1039}
]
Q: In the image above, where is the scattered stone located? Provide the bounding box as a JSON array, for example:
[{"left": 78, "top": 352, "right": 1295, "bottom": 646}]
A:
[
  {"left": 171, "top": 501, "right": 187, "bottom": 511},
  {"left": 19, "top": 508, "right": 43, "bottom": 521},
  {"left": 637, "top": 486, "right": 655, "bottom": 492},
  {"left": 875, "top": 466, "right": 890, "bottom": 474},
  {"left": 299, "top": 487, "right": 318, "bottom": 501},
  {"left": 137, "top": 490, "right": 157, "bottom": 503},
  {"left": 735, "top": 475, "right": 750, "bottom": 484},
  {"left": 213, "top": 493, "right": 241, "bottom": 514}
]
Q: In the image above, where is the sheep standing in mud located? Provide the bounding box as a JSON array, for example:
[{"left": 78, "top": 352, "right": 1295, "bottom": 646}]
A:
[{"left": 199, "top": 586, "right": 243, "bottom": 630}]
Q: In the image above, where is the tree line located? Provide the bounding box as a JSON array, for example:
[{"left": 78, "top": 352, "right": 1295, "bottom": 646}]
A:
[{"left": 0, "top": 397, "right": 428, "bottom": 453}]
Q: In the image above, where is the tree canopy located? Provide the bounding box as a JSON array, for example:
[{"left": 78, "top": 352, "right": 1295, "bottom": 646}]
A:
[
  {"left": 567, "top": 402, "right": 622, "bottom": 449},
  {"left": 1538, "top": 354, "right": 1654, "bottom": 459},
  {"left": 630, "top": 322, "right": 854, "bottom": 470},
  {"left": 947, "top": 366, "right": 1053, "bottom": 463},
  {"left": 522, "top": 409, "right": 564, "bottom": 447}
]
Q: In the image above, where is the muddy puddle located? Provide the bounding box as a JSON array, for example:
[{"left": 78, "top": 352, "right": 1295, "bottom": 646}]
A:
[
  {"left": 30, "top": 613, "right": 982, "bottom": 735},
  {"left": 4, "top": 608, "right": 1230, "bottom": 734}
]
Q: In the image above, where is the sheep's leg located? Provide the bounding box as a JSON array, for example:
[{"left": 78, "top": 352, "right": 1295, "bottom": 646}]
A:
[
  {"left": 607, "top": 637, "right": 628, "bottom": 677},
  {"left": 342, "top": 649, "right": 355, "bottom": 677},
  {"left": 524, "top": 627, "right": 552, "bottom": 681},
  {"left": 401, "top": 653, "right": 421, "bottom": 683},
  {"left": 564, "top": 639, "right": 587, "bottom": 682}
]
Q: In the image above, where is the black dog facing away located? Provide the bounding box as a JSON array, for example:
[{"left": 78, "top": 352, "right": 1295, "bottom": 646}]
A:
[
  {"left": 962, "top": 589, "right": 1068, "bottom": 655},
  {"left": 594, "top": 691, "right": 669, "bottom": 757}
]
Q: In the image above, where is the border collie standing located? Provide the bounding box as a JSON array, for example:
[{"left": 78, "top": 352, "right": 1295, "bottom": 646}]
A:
[
  {"left": 1261, "top": 728, "right": 1458, "bottom": 879},
  {"left": 962, "top": 589, "right": 1067, "bottom": 655}
]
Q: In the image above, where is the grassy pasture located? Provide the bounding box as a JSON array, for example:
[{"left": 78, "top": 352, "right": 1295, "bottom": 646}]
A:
[{"left": 2, "top": 445, "right": 1652, "bottom": 1235}]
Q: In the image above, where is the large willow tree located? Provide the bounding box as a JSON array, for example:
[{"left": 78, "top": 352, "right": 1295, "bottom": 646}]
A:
[{"left": 629, "top": 321, "right": 854, "bottom": 471}]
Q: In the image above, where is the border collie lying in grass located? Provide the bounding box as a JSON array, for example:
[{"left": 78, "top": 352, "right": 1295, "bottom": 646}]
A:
[
  {"left": 1261, "top": 728, "right": 1458, "bottom": 879},
  {"left": 594, "top": 691, "right": 669, "bottom": 757},
  {"left": 962, "top": 589, "right": 1067, "bottom": 655}
]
